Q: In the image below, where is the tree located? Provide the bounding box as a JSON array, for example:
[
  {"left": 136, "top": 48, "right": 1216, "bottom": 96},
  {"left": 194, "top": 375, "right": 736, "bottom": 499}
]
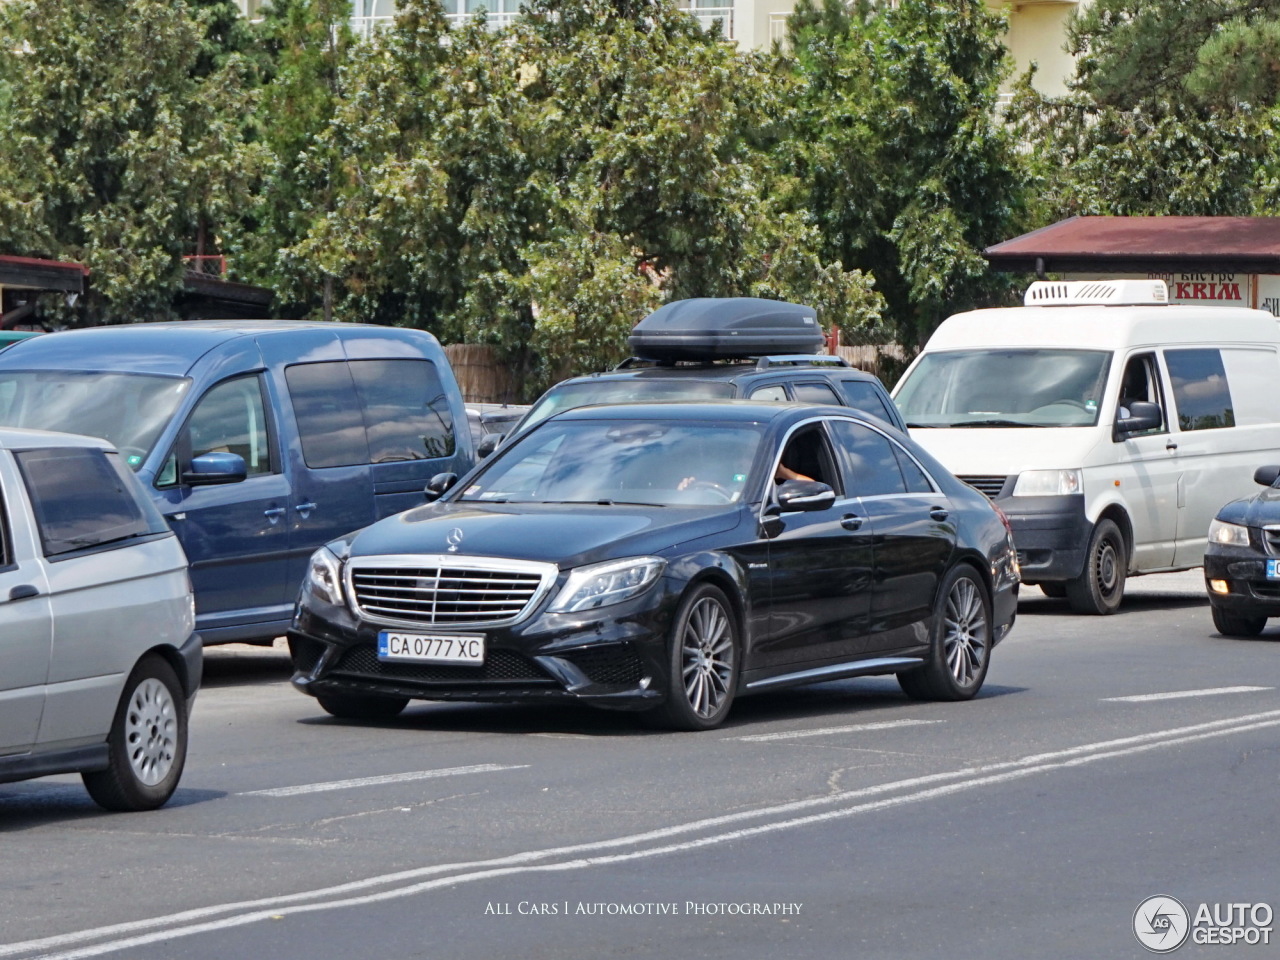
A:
[{"left": 0, "top": 0, "right": 260, "bottom": 323}]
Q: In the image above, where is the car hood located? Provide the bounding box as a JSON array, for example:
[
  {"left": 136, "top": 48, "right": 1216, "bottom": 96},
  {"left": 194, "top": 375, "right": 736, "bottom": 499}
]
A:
[
  {"left": 906, "top": 426, "right": 1102, "bottom": 476},
  {"left": 1217, "top": 485, "right": 1280, "bottom": 526},
  {"left": 345, "top": 501, "right": 744, "bottom": 568}
]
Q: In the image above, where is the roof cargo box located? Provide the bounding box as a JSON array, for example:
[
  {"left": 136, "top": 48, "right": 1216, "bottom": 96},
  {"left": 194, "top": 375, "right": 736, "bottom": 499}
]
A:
[{"left": 628, "top": 298, "right": 824, "bottom": 362}]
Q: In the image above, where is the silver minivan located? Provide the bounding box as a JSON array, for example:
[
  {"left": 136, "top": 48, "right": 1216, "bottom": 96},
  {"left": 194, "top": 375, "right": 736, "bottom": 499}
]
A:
[{"left": 0, "top": 428, "right": 199, "bottom": 810}]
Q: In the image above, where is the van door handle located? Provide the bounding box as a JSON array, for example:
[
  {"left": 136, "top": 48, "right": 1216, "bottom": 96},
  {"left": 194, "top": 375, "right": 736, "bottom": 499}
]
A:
[
  {"left": 1166, "top": 441, "right": 1178, "bottom": 451},
  {"left": 8, "top": 584, "right": 40, "bottom": 602},
  {"left": 295, "top": 501, "right": 317, "bottom": 519},
  {"left": 263, "top": 507, "right": 285, "bottom": 523},
  {"left": 841, "top": 514, "right": 864, "bottom": 531},
  {"left": 930, "top": 506, "right": 949, "bottom": 521}
]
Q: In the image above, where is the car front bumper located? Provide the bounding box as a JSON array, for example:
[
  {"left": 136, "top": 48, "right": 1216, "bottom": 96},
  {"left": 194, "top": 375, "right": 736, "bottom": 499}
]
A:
[
  {"left": 1203, "top": 549, "right": 1280, "bottom": 616},
  {"left": 995, "top": 494, "right": 1089, "bottom": 583}
]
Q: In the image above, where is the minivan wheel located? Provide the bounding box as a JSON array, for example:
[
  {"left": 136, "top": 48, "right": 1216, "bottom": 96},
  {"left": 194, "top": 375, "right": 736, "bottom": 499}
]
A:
[
  {"left": 1210, "top": 603, "right": 1267, "bottom": 637},
  {"left": 83, "top": 656, "right": 188, "bottom": 812},
  {"left": 647, "top": 583, "right": 739, "bottom": 731},
  {"left": 316, "top": 691, "right": 409, "bottom": 720},
  {"left": 1065, "top": 519, "right": 1126, "bottom": 615},
  {"left": 898, "top": 565, "right": 992, "bottom": 702}
]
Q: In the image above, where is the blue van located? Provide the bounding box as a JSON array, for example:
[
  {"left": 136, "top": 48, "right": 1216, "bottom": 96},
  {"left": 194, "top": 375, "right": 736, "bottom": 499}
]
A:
[{"left": 0, "top": 321, "right": 473, "bottom": 644}]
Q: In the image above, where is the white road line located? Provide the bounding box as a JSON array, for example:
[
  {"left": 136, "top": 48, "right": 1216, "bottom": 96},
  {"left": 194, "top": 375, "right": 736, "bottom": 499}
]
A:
[
  {"left": 11, "top": 708, "right": 1280, "bottom": 960},
  {"left": 732, "top": 718, "right": 944, "bottom": 742},
  {"left": 237, "top": 764, "right": 530, "bottom": 798},
  {"left": 1102, "top": 686, "right": 1273, "bottom": 703}
]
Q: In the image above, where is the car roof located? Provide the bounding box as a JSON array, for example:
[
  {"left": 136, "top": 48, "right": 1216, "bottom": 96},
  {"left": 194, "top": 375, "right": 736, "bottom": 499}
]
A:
[
  {"left": 0, "top": 426, "right": 113, "bottom": 451},
  {"left": 552, "top": 357, "right": 881, "bottom": 386},
  {"left": 549, "top": 399, "right": 876, "bottom": 426}
]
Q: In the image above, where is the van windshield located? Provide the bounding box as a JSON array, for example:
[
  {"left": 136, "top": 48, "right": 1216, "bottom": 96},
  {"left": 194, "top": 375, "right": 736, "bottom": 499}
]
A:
[
  {"left": 895, "top": 349, "right": 1112, "bottom": 428},
  {"left": 0, "top": 371, "right": 191, "bottom": 469}
]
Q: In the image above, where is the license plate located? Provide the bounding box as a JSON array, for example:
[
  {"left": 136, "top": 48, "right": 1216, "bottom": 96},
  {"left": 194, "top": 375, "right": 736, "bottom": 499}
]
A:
[
  {"left": 1268, "top": 560, "right": 1280, "bottom": 581},
  {"left": 377, "top": 631, "right": 485, "bottom": 665}
]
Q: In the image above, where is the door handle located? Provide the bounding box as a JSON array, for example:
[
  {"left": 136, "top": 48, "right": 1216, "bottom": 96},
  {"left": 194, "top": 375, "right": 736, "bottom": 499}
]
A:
[
  {"left": 263, "top": 507, "right": 285, "bottom": 524},
  {"left": 295, "top": 501, "right": 317, "bottom": 519},
  {"left": 929, "top": 507, "right": 949, "bottom": 522},
  {"left": 841, "top": 513, "right": 864, "bottom": 531},
  {"left": 1166, "top": 441, "right": 1178, "bottom": 451},
  {"left": 8, "top": 584, "right": 39, "bottom": 602}
]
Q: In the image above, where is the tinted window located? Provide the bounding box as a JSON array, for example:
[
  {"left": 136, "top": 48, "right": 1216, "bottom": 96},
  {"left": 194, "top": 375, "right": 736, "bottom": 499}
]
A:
[
  {"left": 285, "top": 363, "right": 370, "bottom": 468},
  {"left": 1165, "top": 348, "right": 1235, "bottom": 431},
  {"left": 184, "top": 376, "right": 274, "bottom": 477},
  {"left": 521, "top": 379, "right": 735, "bottom": 433},
  {"left": 838, "top": 379, "right": 897, "bottom": 425},
  {"left": 793, "top": 381, "right": 841, "bottom": 404},
  {"left": 828, "top": 419, "right": 907, "bottom": 497},
  {"left": 16, "top": 448, "right": 165, "bottom": 557},
  {"left": 892, "top": 445, "right": 934, "bottom": 493},
  {"left": 0, "top": 481, "right": 10, "bottom": 566},
  {"left": 748, "top": 384, "right": 788, "bottom": 401},
  {"left": 349, "top": 359, "right": 456, "bottom": 462}
]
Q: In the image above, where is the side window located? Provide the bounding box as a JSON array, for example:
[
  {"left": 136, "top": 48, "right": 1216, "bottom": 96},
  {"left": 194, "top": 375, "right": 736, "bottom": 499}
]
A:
[
  {"left": 828, "top": 419, "right": 907, "bottom": 498},
  {"left": 284, "top": 363, "right": 371, "bottom": 468},
  {"left": 1116, "top": 352, "right": 1166, "bottom": 436},
  {"left": 177, "top": 376, "right": 274, "bottom": 480},
  {"left": 838, "top": 379, "right": 897, "bottom": 426},
  {"left": 892, "top": 445, "right": 934, "bottom": 493},
  {"left": 15, "top": 448, "right": 163, "bottom": 558},
  {"left": 1164, "top": 348, "right": 1234, "bottom": 431},
  {"left": 348, "top": 359, "right": 456, "bottom": 462},
  {"left": 793, "top": 381, "right": 841, "bottom": 404},
  {"left": 776, "top": 425, "right": 841, "bottom": 495},
  {"left": 0, "top": 478, "right": 10, "bottom": 567},
  {"left": 748, "top": 384, "right": 789, "bottom": 402}
]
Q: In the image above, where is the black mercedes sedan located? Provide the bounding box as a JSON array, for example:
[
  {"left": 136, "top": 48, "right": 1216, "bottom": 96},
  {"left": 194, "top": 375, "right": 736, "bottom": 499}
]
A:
[
  {"left": 1204, "top": 464, "right": 1280, "bottom": 636},
  {"left": 288, "top": 402, "right": 1019, "bottom": 730}
]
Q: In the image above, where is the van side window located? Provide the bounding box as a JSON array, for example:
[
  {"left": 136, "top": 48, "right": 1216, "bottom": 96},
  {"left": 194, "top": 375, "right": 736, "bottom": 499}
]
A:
[
  {"left": 284, "top": 363, "right": 371, "bottom": 468},
  {"left": 827, "top": 419, "right": 907, "bottom": 498},
  {"left": 1164, "top": 348, "right": 1235, "bottom": 431},
  {"left": 793, "top": 381, "right": 841, "bottom": 405},
  {"left": 183, "top": 376, "right": 275, "bottom": 478},
  {"left": 838, "top": 379, "right": 897, "bottom": 425},
  {"left": 348, "top": 360, "right": 456, "bottom": 462},
  {"left": 1117, "top": 353, "right": 1166, "bottom": 436}
]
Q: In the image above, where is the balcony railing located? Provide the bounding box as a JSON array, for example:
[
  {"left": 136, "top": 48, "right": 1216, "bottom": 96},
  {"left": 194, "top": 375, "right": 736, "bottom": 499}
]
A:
[
  {"left": 681, "top": 4, "right": 733, "bottom": 37},
  {"left": 350, "top": 9, "right": 520, "bottom": 37}
]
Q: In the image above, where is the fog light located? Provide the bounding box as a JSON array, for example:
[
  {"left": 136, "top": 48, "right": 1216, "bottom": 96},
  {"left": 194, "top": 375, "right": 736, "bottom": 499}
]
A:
[
  {"left": 639, "top": 676, "right": 652, "bottom": 690},
  {"left": 1210, "top": 579, "right": 1230, "bottom": 595}
]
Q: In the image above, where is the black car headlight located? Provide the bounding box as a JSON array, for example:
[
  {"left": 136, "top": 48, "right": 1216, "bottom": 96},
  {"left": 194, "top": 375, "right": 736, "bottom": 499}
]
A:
[
  {"left": 1208, "top": 519, "right": 1251, "bottom": 548},
  {"left": 304, "top": 546, "right": 346, "bottom": 606},
  {"left": 548, "top": 557, "right": 666, "bottom": 613}
]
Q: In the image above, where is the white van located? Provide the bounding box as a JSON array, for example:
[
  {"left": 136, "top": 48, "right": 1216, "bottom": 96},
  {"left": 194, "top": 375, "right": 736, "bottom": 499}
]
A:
[{"left": 892, "top": 279, "right": 1280, "bottom": 614}]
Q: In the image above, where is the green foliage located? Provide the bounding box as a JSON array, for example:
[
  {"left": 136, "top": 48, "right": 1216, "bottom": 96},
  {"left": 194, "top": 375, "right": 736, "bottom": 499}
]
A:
[{"left": 1187, "top": 18, "right": 1280, "bottom": 108}]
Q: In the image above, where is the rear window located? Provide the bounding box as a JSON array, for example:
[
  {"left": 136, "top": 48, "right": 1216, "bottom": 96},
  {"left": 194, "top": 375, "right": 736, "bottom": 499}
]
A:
[
  {"left": 348, "top": 359, "right": 456, "bottom": 462},
  {"left": 15, "top": 447, "right": 168, "bottom": 558}
]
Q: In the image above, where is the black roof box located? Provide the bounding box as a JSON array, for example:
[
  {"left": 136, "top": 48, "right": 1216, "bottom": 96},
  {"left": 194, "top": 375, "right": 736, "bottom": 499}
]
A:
[{"left": 627, "top": 298, "right": 824, "bottom": 362}]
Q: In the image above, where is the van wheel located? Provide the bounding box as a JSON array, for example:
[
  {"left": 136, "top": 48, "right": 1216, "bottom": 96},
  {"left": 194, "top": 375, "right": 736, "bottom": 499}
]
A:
[
  {"left": 1210, "top": 603, "right": 1267, "bottom": 637},
  {"left": 898, "top": 565, "right": 991, "bottom": 701},
  {"left": 316, "top": 691, "right": 409, "bottom": 720},
  {"left": 1065, "top": 519, "right": 1126, "bottom": 615},
  {"left": 82, "top": 656, "right": 188, "bottom": 812}
]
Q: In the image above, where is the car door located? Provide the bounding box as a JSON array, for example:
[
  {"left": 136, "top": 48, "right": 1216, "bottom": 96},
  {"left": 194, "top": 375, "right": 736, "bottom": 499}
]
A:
[
  {"left": 0, "top": 452, "right": 52, "bottom": 755},
  {"left": 753, "top": 419, "right": 875, "bottom": 669},
  {"left": 828, "top": 417, "right": 954, "bottom": 653},
  {"left": 154, "top": 373, "right": 293, "bottom": 635}
]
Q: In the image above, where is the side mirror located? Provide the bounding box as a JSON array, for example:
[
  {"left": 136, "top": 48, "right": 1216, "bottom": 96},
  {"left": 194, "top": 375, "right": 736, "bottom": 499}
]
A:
[
  {"left": 182, "top": 451, "right": 247, "bottom": 486},
  {"left": 477, "top": 432, "right": 502, "bottom": 459},
  {"left": 1114, "top": 400, "right": 1162, "bottom": 438},
  {"left": 1254, "top": 465, "right": 1280, "bottom": 487},
  {"left": 775, "top": 479, "right": 836, "bottom": 512},
  {"left": 424, "top": 472, "right": 458, "bottom": 502}
]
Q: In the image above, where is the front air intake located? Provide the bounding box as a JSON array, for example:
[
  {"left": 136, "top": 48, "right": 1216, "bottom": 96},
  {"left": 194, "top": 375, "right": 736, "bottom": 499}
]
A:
[{"left": 1024, "top": 279, "right": 1169, "bottom": 307}]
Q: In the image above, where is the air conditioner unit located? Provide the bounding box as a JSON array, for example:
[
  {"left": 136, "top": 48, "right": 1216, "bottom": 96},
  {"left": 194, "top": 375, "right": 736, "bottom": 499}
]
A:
[{"left": 1024, "top": 280, "right": 1169, "bottom": 307}]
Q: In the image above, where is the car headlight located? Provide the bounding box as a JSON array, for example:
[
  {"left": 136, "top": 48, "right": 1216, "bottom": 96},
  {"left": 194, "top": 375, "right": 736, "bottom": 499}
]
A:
[
  {"left": 1208, "top": 519, "right": 1251, "bottom": 548},
  {"left": 1012, "top": 469, "right": 1083, "bottom": 497},
  {"left": 305, "top": 546, "right": 345, "bottom": 606},
  {"left": 548, "top": 557, "right": 666, "bottom": 613}
]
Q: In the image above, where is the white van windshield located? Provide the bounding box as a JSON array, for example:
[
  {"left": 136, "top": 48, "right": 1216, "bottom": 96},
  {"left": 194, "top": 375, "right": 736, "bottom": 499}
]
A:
[{"left": 896, "top": 349, "right": 1112, "bottom": 428}]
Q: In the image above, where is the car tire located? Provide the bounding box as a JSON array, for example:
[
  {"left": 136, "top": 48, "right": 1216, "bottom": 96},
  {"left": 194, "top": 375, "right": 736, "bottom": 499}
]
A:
[
  {"left": 1039, "top": 582, "right": 1067, "bottom": 598},
  {"left": 898, "top": 565, "right": 992, "bottom": 702},
  {"left": 1065, "top": 519, "right": 1126, "bottom": 615},
  {"left": 647, "top": 583, "right": 740, "bottom": 731},
  {"left": 82, "top": 656, "right": 188, "bottom": 812},
  {"left": 315, "top": 691, "right": 410, "bottom": 720},
  {"left": 1210, "top": 603, "right": 1267, "bottom": 637}
]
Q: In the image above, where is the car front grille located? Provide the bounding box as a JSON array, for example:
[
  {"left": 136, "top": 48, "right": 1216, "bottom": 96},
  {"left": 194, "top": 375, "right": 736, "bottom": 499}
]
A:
[
  {"left": 331, "top": 644, "right": 554, "bottom": 685},
  {"left": 347, "top": 555, "right": 557, "bottom": 628},
  {"left": 1263, "top": 525, "right": 1280, "bottom": 555},
  {"left": 957, "top": 475, "right": 1009, "bottom": 499}
]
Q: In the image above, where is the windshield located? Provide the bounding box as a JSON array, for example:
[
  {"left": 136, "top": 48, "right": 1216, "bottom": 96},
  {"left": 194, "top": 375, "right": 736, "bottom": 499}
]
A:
[
  {"left": 460, "top": 418, "right": 764, "bottom": 506},
  {"left": 0, "top": 371, "right": 191, "bottom": 468},
  {"left": 519, "top": 379, "right": 736, "bottom": 434},
  {"left": 895, "top": 349, "right": 1112, "bottom": 428}
]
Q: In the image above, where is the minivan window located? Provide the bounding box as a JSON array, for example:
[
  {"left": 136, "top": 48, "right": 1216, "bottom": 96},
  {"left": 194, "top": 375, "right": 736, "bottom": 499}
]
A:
[
  {"left": 184, "top": 375, "right": 274, "bottom": 477},
  {"left": 16, "top": 448, "right": 164, "bottom": 557},
  {"left": 349, "top": 359, "right": 456, "bottom": 461},
  {"left": 1164, "top": 348, "right": 1235, "bottom": 431},
  {"left": 895, "top": 349, "right": 1112, "bottom": 428},
  {"left": 0, "top": 372, "right": 189, "bottom": 469},
  {"left": 285, "top": 363, "right": 371, "bottom": 468}
]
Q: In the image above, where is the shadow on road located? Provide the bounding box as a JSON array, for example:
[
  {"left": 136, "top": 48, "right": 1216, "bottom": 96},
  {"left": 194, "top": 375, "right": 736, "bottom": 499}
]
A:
[{"left": 201, "top": 640, "right": 293, "bottom": 689}]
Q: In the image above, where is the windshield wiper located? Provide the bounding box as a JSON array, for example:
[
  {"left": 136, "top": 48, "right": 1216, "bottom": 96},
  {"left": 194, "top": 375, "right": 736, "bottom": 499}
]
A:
[
  {"left": 949, "top": 419, "right": 1047, "bottom": 428},
  {"left": 544, "top": 500, "right": 665, "bottom": 507},
  {"left": 904, "top": 422, "right": 935, "bottom": 428}
]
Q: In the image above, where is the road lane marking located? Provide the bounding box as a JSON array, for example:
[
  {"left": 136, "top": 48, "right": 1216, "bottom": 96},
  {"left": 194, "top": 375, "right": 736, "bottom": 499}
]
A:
[
  {"left": 237, "top": 764, "right": 529, "bottom": 798},
  {"left": 13, "top": 708, "right": 1280, "bottom": 960},
  {"left": 1102, "top": 686, "right": 1273, "bottom": 703},
  {"left": 732, "top": 718, "right": 945, "bottom": 742}
]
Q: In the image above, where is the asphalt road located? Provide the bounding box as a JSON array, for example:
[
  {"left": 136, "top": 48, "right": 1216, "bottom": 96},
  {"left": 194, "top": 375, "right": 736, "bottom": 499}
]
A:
[{"left": 2, "top": 572, "right": 1278, "bottom": 960}]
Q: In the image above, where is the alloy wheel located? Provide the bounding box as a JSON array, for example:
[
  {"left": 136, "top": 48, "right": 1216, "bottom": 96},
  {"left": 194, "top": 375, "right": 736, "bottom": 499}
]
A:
[
  {"left": 124, "top": 677, "right": 179, "bottom": 786},
  {"left": 944, "top": 576, "right": 989, "bottom": 686},
  {"left": 680, "top": 596, "right": 735, "bottom": 719}
]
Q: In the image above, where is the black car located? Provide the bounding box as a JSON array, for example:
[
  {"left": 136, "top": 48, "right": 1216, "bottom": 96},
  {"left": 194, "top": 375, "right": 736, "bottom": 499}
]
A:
[
  {"left": 289, "top": 402, "right": 1019, "bottom": 730},
  {"left": 1204, "top": 465, "right": 1280, "bottom": 635},
  {"left": 485, "top": 298, "right": 906, "bottom": 454}
]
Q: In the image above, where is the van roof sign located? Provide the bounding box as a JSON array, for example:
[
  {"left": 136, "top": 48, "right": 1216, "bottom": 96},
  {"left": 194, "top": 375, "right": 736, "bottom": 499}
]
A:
[{"left": 1024, "top": 279, "right": 1169, "bottom": 307}]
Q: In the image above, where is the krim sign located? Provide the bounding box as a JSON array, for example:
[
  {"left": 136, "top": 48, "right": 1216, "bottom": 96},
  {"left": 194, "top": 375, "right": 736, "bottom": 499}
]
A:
[{"left": 1069, "top": 272, "right": 1261, "bottom": 310}]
